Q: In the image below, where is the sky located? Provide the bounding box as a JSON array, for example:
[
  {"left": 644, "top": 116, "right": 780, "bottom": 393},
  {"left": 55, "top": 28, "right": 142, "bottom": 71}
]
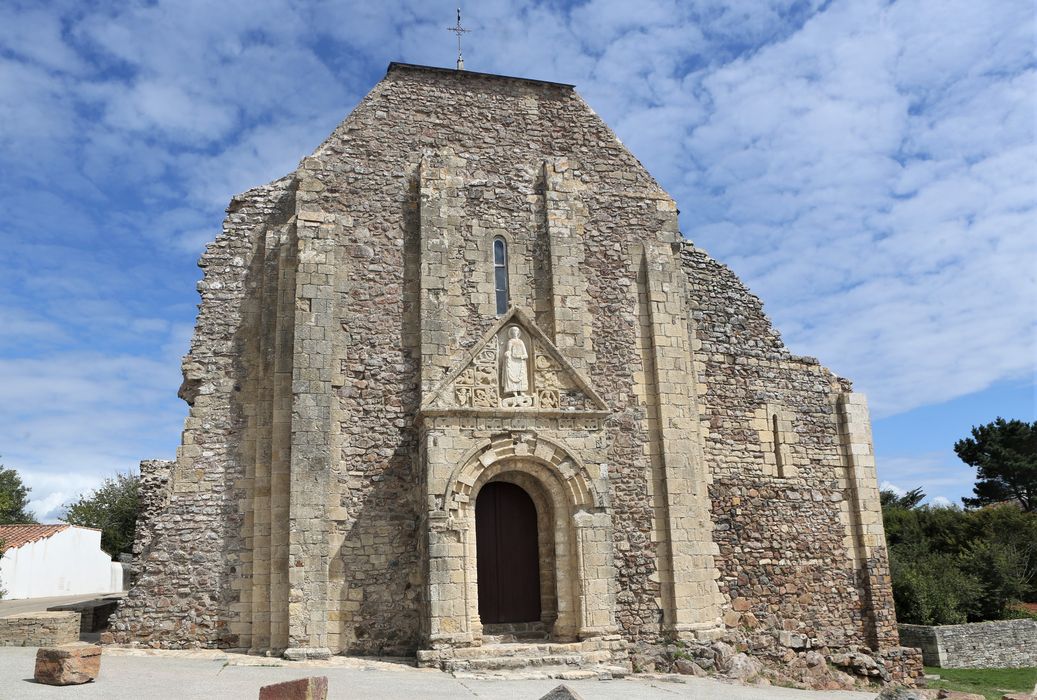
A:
[{"left": 0, "top": 0, "right": 1033, "bottom": 521}]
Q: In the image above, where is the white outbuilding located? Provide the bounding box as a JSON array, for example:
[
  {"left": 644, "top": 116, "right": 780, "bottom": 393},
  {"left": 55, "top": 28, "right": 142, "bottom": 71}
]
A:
[{"left": 0, "top": 524, "right": 124, "bottom": 600}]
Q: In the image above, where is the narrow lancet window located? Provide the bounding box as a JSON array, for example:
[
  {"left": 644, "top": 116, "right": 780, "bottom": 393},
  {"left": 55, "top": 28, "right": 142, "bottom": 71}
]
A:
[
  {"left": 493, "top": 237, "right": 509, "bottom": 315},
  {"left": 772, "top": 414, "right": 785, "bottom": 478}
]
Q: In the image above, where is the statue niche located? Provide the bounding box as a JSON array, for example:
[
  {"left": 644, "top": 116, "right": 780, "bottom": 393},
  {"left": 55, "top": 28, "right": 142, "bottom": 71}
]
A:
[{"left": 501, "top": 325, "right": 533, "bottom": 407}]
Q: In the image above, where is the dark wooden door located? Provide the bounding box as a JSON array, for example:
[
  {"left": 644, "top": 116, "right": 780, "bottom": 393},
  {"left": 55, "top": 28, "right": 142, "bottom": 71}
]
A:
[{"left": 475, "top": 481, "right": 542, "bottom": 624}]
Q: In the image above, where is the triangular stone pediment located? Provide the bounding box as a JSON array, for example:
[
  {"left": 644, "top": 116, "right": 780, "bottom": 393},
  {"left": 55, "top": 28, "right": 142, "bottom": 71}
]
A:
[{"left": 420, "top": 307, "right": 608, "bottom": 415}]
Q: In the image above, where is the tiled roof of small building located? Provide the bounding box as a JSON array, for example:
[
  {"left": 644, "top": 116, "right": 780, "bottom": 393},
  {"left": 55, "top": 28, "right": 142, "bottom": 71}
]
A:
[{"left": 0, "top": 524, "right": 70, "bottom": 551}]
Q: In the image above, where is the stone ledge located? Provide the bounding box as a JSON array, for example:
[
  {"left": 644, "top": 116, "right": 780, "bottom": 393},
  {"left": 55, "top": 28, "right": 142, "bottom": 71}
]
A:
[
  {"left": 0, "top": 611, "right": 81, "bottom": 647},
  {"left": 283, "top": 647, "right": 332, "bottom": 661}
]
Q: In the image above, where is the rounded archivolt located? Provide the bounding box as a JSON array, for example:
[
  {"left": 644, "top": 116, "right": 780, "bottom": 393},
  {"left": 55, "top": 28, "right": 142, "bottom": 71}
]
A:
[{"left": 443, "top": 432, "right": 602, "bottom": 518}]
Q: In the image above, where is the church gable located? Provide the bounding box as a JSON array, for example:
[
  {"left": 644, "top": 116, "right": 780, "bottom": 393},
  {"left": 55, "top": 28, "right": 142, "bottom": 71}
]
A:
[{"left": 420, "top": 307, "right": 607, "bottom": 414}]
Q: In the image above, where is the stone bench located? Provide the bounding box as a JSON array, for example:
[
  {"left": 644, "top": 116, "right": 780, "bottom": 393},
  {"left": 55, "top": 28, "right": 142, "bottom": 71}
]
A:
[{"left": 47, "top": 597, "right": 121, "bottom": 633}]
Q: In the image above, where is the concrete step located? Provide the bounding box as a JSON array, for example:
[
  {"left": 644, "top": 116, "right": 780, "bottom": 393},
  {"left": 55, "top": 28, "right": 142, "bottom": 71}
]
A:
[
  {"left": 451, "top": 667, "right": 601, "bottom": 681},
  {"left": 446, "top": 654, "right": 586, "bottom": 671},
  {"left": 450, "top": 664, "right": 631, "bottom": 681},
  {"left": 416, "top": 635, "right": 632, "bottom": 679}
]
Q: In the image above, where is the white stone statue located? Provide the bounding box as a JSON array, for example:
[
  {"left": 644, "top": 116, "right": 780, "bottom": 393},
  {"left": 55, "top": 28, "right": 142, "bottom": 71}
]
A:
[{"left": 501, "top": 326, "right": 529, "bottom": 395}]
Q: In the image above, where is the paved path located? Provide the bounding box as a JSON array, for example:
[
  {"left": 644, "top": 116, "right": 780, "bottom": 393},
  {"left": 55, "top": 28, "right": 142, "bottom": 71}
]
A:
[
  {"left": 0, "top": 647, "right": 880, "bottom": 699},
  {"left": 0, "top": 592, "right": 122, "bottom": 617}
]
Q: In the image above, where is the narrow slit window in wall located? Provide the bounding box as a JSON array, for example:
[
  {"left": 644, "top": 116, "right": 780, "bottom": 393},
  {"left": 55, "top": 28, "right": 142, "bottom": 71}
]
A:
[
  {"left": 772, "top": 414, "right": 785, "bottom": 478},
  {"left": 493, "top": 237, "right": 509, "bottom": 315}
]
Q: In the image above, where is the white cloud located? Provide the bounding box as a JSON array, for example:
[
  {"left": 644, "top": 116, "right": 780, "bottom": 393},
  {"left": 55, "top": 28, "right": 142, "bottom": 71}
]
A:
[
  {"left": 0, "top": 308, "right": 68, "bottom": 349},
  {"left": 104, "top": 81, "right": 238, "bottom": 143},
  {"left": 664, "top": 0, "right": 1035, "bottom": 417},
  {"left": 879, "top": 481, "right": 905, "bottom": 496},
  {"left": 876, "top": 451, "right": 976, "bottom": 507},
  {"left": 0, "top": 7, "right": 85, "bottom": 75},
  {"left": 23, "top": 471, "right": 106, "bottom": 523},
  {"left": 0, "top": 0, "right": 1032, "bottom": 510}
]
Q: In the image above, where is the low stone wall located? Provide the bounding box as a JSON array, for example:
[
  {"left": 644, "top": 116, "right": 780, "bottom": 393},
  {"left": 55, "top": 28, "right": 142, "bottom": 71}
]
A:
[
  {"left": 898, "top": 620, "right": 1037, "bottom": 668},
  {"left": 0, "top": 611, "right": 81, "bottom": 647}
]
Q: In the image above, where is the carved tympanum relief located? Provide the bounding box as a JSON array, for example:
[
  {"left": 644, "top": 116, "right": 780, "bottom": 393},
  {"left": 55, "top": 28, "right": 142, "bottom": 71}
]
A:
[{"left": 428, "top": 310, "right": 606, "bottom": 413}]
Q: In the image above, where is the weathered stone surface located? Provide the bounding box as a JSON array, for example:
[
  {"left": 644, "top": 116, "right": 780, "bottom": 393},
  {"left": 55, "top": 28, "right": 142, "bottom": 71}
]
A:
[
  {"left": 1000, "top": 693, "right": 1036, "bottom": 700},
  {"left": 711, "top": 641, "right": 736, "bottom": 672},
  {"left": 257, "top": 676, "right": 328, "bottom": 700},
  {"left": 726, "top": 653, "right": 762, "bottom": 681},
  {"left": 722, "top": 610, "right": 742, "bottom": 627},
  {"left": 33, "top": 643, "right": 101, "bottom": 686},
  {"left": 672, "top": 658, "right": 707, "bottom": 676},
  {"left": 779, "top": 630, "right": 807, "bottom": 649},
  {"left": 878, "top": 687, "right": 926, "bottom": 700},
  {"left": 539, "top": 684, "right": 585, "bottom": 700},
  {"left": 935, "top": 691, "right": 986, "bottom": 700},
  {"left": 282, "top": 648, "right": 331, "bottom": 661},
  {"left": 104, "top": 61, "right": 903, "bottom": 682}
]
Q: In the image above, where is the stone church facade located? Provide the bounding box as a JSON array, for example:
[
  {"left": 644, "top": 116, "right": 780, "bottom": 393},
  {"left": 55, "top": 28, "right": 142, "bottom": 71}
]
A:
[{"left": 108, "top": 63, "right": 908, "bottom": 676}]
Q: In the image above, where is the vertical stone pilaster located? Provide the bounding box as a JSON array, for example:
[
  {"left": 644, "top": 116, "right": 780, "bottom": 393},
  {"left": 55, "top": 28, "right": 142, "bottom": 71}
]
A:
[
  {"left": 837, "top": 391, "right": 899, "bottom": 649},
  {"left": 283, "top": 174, "right": 335, "bottom": 660},
  {"left": 269, "top": 226, "right": 297, "bottom": 653},
  {"left": 419, "top": 150, "right": 467, "bottom": 394},
  {"left": 573, "top": 511, "right": 617, "bottom": 637},
  {"left": 543, "top": 159, "right": 594, "bottom": 370},
  {"left": 422, "top": 426, "right": 473, "bottom": 646},
  {"left": 248, "top": 227, "right": 282, "bottom": 653},
  {"left": 640, "top": 238, "right": 723, "bottom": 638}
]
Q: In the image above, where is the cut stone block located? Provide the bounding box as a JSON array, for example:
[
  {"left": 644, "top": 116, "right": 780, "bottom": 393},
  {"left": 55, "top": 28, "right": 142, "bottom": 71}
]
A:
[
  {"left": 258, "top": 676, "right": 329, "bottom": 700},
  {"left": 539, "top": 684, "right": 585, "bottom": 700},
  {"left": 33, "top": 643, "right": 101, "bottom": 686}
]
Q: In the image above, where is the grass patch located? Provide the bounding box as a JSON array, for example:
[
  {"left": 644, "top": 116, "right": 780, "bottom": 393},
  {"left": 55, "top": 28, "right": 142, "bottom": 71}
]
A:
[{"left": 924, "top": 665, "right": 1037, "bottom": 700}]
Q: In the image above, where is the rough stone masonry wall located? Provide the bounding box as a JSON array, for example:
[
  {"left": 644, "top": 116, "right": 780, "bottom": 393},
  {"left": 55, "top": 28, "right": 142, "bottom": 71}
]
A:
[
  {"left": 0, "top": 612, "right": 80, "bottom": 647},
  {"left": 108, "top": 179, "right": 297, "bottom": 650},
  {"left": 899, "top": 620, "right": 1037, "bottom": 668},
  {"left": 680, "top": 241, "right": 898, "bottom": 654}
]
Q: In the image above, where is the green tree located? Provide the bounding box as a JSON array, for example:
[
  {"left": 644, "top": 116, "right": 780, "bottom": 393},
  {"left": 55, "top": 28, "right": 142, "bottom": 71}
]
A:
[
  {"left": 880, "top": 486, "right": 926, "bottom": 509},
  {"left": 961, "top": 539, "right": 1035, "bottom": 620},
  {"left": 883, "top": 496, "right": 1037, "bottom": 623},
  {"left": 956, "top": 418, "right": 1037, "bottom": 512},
  {"left": 61, "top": 472, "right": 140, "bottom": 558},
  {"left": 0, "top": 464, "right": 37, "bottom": 524},
  {"left": 889, "top": 545, "right": 982, "bottom": 625}
]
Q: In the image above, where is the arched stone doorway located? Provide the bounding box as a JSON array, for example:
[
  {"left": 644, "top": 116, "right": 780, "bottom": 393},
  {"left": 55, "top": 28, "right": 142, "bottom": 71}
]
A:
[
  {"left": 475, "top": 481, "right": 541, "bottom": 624},
  {"left": 423, "top": 432, "right": 617, "bottom": 646}
]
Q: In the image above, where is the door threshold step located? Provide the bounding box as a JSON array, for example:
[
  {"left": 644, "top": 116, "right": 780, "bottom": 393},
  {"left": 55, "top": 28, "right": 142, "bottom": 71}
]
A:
[{"left": 450, "top": 665, "right": 631, "bottom": 681}]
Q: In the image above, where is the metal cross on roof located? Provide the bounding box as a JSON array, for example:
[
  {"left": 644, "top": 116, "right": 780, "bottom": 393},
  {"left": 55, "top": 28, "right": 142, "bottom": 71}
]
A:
[{"left": 447, "top": 7, "right": 471, "bottom": 70}]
